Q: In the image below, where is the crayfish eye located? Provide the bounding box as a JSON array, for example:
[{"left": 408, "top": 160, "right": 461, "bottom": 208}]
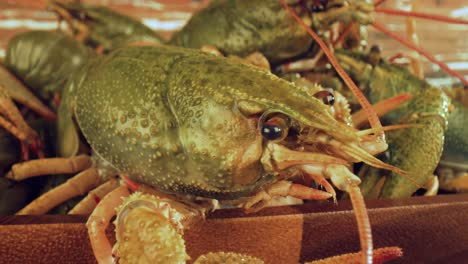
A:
[
  {"left": 308, "top": 0, "right": 328, "bottom": 12},
  {"left": 260, "top": 115, "right": 289, "bottom": 141},
  {"left": 313, "top": 90, "right": 335, "bottom": 106}
]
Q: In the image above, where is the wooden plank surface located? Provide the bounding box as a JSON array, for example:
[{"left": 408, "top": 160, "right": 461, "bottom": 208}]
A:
[{"left": 0, "top": 194, "right": 467, "bottom": 264}]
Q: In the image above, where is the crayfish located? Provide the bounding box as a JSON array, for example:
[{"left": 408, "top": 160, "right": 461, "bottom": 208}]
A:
[{"left": 0, "top": 0, "right": 466, "bottom": 263}]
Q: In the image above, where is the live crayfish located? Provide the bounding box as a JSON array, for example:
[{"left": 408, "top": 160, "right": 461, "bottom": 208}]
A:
[
  {"left": 167, "top": 0, "right": 465, "bottom": 198},
  {"left": 49, "top": 1, "right": 163, "bottom": 53},
  {"left": 0, "top": 0, "right": 464, "bottom": 262},
  {"left": 317, "top": 47, "right": 451, "bottom": 198},
  {"left": 1, "top": 35, "right": 403, "bottom": 263}
]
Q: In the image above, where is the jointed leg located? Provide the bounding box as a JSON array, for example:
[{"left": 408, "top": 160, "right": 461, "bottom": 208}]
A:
[
  {"left": 17, "top": 167, "right": 101, "bottom": 215},
  {"left": 87, "top": 185, "right": 130, "bottom": 264},
  {"left": 0, "top": 73, "right": 58, "bottom": 159},
  {"left": 241, "top": 180, "right": 332, "bottom": 212},
  {"left": 302, "top": 166, "right": 337, "bottom": 202},
  {"left": 0, "top": 86, "right": 44, "bottom": 159},
  {"left": 423, "top": 175, "right": 439, "bottom": 196},
  {"left": 6, "top": 155, "right": 91, "bottom": 181},
  {"left": 352, "top": 93, "right": 413, "bottom": 128},
  {"left": 49, "top": 2, "right": 90, "bottom": 42},
  {"left": 0, "top": 67, "right": 56, "bottom": 120},
  {"left": 68, "top": 177, "right": 119, "bottom": 214}
]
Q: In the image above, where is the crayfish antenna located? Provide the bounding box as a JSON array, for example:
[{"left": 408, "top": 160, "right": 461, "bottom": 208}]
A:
[
  {"left": 374, "top": 8, "right": 468, "bottom": 25},
  {"left": 371, "top": 21, "right": 468, "bottom": 86},
  {"left": 352, "top": 93, "right": 413, "bottom": 128},
  {"left": 348, "top": 185, "right": 373, "bottom": 264},
  {"left": 280, "top": 0, "right": 385, "bottom": 140},
  {"left": 356, "top": 123, "right": 424, "bottom": 137},
  {"left": 371, "top": 1, "right": 468, "bottom": 85}
]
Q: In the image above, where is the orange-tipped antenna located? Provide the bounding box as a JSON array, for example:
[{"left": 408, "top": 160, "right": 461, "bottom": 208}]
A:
[
  {"left": 352, "top": 93, "right": 413, "bottom": 128},
  {"left": 348, "top": 185, "right": 373, "bottom": 264},
  {"left": 375, "top": 8, "right": 468, "bottom": 25},
  {"left": 280, "top": 0, "right": 384, "bottom": 139},
  {"left": 372, "top": 21, "right": 468, "bottom": 86}
]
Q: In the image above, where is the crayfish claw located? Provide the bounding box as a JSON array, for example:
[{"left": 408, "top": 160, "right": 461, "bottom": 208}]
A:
[{"left": 113, "top": 192, "right": 195, "bottom": 264}]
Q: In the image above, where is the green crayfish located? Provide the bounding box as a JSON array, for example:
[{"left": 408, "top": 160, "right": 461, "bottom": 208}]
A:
[
  {"left": 2, "top": 31, "right": 403, "bottom": 262},
  {"left": 330, "top": 48, "right": 451, "bottom": 198},
  {"left": 49, "top": 1, "right": 163, "bottom": 53}
]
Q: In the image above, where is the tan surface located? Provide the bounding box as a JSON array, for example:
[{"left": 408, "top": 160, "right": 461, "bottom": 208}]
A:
[{"left": 0, "top": 194, "right": 467, "bottom": 264}]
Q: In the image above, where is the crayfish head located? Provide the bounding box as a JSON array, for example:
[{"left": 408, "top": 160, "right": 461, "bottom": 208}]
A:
[
  {"left": 255, "top": 106, "right": 402, "bottom": 179},
  {"left": 292, "top": 0, "right": 374, "bottom": 29}
]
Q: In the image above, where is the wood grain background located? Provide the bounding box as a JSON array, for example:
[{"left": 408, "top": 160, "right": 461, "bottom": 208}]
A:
[{"left": 1, "top": 194, "right": 468, "bottom": 264}]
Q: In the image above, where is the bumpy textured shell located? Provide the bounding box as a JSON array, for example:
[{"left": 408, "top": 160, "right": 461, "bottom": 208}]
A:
[
  {"left": 5, "top": 31, "right": 94, "bottom": 99},
  {"left": 335, "top": 50, "right": 450, "bottom": 198},
  {"left": 170, "top": 0, "right": 312, "bottom": 64},
  {"left": 113, "top": 193, "right": 188, "bottom": 264},
  {"left": 441, "top": 101, "right": 468, "bottom": 165},
  {"left": 71, "top": 45, "right": 352, "bottom": 199},
  {"left": 54, "top": 2, "right": 163, "bottom": 52}
]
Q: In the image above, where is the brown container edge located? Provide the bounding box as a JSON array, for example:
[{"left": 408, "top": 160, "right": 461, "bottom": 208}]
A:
[{"left": 0, "top": 194, "right": 467, "bottom": 263}]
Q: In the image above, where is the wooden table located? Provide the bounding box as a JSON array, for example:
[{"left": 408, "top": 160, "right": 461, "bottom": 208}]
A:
[{"left": 1, "top": 194, "right": 467, "bottom": 264}]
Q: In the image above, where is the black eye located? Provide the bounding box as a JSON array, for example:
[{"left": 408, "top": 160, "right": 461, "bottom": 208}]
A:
[
  {"left": 313, "top": 90, "right": 335, "bottom": 106},
  {"left": 260, "top": 116, "right": 289, "bottom": 141},
  {"left": 370, "top": 45, "right": 381, "bottom": 53},
  {"left": 261, "top": 124, "right": 284, "bottom": 141},
  {"left": 308, "top": 0, "right": 328, "bottom": 12}
]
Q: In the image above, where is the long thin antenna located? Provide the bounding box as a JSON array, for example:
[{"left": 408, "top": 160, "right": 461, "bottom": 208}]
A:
[
  {"left": 372, "top": 21, "right": 468, "bottom": 86},
  {"left": 375, "top": 8, "right": 468, "bottom": 25},
  {"left": 280, "top": 0, "right": 385, "bottom": 138}
]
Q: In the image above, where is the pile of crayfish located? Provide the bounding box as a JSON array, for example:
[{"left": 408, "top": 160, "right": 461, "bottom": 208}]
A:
[{"left": 0, "top": 0, "right": 466, "bottom": 263}]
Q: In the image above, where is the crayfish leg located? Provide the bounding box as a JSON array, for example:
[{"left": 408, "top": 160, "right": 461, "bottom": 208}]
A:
[
  {"left": 68, "top": 178, "right": 119, "bottom": 215},
  {"left": 87, "top": 185, "right": 130, "bottom": 264},
  {"left": 16, "top": 167, "right": 101, "bottom": 215},
  {"left": 0, "top": 85, "right": 45, "bottom": 160},
  {"left": 351, "top": 93, "right": 413, "bottom": 128},
  {"left": 0, "top": 66, "right": 56, "bottom": 120},
  {"left": 5, "top": 154, "right": 91, "bottom": 181},
  {"left": 422, "top": 176, "right": 439, "bottom": 196},
  {"left": 241, "top": 180, "right": 332, "bottom": 212}
]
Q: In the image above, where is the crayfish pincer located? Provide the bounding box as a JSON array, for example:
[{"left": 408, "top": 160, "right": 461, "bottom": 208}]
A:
[{"left": 6, "top": 45, "right": 402, "bottom": 263}]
